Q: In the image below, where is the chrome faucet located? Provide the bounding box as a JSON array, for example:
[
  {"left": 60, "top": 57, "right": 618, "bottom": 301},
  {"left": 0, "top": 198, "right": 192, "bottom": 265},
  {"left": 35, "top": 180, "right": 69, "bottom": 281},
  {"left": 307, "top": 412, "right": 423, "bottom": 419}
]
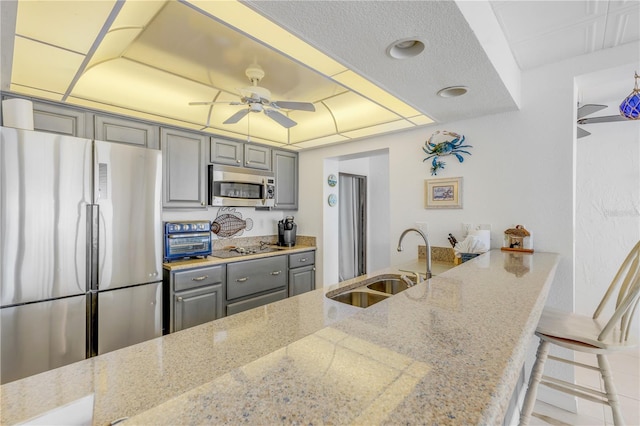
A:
[{"left": 397, "top": 228, "right": 432, "bottom": 280}]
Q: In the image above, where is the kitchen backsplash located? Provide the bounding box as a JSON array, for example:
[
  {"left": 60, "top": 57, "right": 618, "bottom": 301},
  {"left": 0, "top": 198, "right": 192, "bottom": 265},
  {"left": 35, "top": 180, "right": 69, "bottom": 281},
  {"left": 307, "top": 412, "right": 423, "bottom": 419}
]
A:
[
  {"left": 419, "top": 245, "right": 455, "bottom": 263},
  {"left": 213, "top": 235, "right": 316, "bottom": 250}
]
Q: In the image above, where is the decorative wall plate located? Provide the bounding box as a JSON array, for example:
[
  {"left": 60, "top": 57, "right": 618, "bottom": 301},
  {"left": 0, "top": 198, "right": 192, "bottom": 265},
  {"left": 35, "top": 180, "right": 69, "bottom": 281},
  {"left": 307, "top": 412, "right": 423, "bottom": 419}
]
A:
[
  {"left": 327, "top": 174, "right": 337, "bottom": 187},
  {"left": 328, "top": 193, "right": 337, "bottom": 207}
]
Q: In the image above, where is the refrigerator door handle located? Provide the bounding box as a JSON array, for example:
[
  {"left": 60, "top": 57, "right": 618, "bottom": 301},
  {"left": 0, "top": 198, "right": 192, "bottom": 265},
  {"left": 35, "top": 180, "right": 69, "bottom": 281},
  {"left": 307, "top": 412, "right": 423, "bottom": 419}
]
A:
[{"left": 87, "top": 204, "right": 99, "bottom": 291}]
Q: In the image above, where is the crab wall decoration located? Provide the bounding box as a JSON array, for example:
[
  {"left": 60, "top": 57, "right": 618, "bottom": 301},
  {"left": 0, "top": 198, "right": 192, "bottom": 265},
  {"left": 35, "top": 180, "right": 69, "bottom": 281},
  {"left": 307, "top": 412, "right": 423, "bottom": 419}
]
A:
[{"left": 423, "top": 130, "right": 472, "bottom": 175}]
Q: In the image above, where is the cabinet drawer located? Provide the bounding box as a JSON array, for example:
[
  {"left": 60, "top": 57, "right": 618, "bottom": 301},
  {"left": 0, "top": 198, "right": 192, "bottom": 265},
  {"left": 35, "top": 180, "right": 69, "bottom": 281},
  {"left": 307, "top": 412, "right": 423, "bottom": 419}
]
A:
[
  {"left": 226, "top": 289, "right": 286, "bottom": 316},
  {"left": 289, "top": 251, "right": 315, "bottom": 268},
  {"left": 174, "top": 265, "right": 225, "bottom": 292},
  {"left": 227, "top": 256, "right": 287, "bottom": 300}
]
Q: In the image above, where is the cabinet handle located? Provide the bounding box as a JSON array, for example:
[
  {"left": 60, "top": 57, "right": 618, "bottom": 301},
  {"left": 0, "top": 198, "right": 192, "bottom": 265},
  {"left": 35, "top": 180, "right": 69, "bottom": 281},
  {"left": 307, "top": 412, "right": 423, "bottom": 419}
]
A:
[
  {"left": 177, "top": 296, "right": 183, "bottom": 302},
  {"left": 271, "top": 270, "right": 281, "bottom": 275},
  {"left": 299, "top": 258, "right": 307, "bottom": 262},
  {"left": 236, "top": 277, "right": 248, "bottom": 282},
  {"left": 236, "top": 159, "right": 241, "bottom": 164},
  {"left": 192, "top": 275, "right": 209, "bottom": 281}
]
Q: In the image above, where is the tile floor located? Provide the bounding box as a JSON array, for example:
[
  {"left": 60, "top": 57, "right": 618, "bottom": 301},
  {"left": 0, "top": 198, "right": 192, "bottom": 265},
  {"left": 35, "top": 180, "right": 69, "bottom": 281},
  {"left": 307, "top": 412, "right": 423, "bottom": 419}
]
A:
[{"left": 527, "top": 347, "right": 639, "bottom": 425}]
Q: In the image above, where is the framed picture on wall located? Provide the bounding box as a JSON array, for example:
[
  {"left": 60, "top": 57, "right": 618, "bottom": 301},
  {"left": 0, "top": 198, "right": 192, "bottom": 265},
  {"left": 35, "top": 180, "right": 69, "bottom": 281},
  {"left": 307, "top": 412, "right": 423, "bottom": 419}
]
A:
[{"left": 425, "top": 177, "right": 462, "bottom": 209}]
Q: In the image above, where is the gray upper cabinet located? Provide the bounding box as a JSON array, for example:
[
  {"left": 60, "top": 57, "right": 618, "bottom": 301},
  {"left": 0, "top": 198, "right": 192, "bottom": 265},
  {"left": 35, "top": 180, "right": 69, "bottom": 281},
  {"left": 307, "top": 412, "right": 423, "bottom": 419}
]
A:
[
  {"left": 272, "top": 149, "right": 298, "bottom": 210},
  {"left": 95, "top": 114, "right": 159, "bottom": 149},
  {"left": 210, "top": 138, "right": 243, "bottom": 166},
  {"left": 210, "top": 138, "right": 271, "bottom": 170},
  {"left": 162, "top": 128, "right": 207, "bottom": 209},
  {"left": 31, "top": 101, "right": 88, "bottom": 137},
  {"left": 244, "top": 144, "right": 270, "bottom": 170}
]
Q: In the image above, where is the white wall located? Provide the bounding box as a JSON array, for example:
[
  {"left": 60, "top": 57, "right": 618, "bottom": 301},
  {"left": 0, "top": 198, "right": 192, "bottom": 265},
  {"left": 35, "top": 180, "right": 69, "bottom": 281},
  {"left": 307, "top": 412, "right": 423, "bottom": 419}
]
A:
[
  {"left": 298, "top": 41, "right": 639, "bottom": 410},
  {"left": 575, "top": 100, "right": 640, "bottom": 319}
]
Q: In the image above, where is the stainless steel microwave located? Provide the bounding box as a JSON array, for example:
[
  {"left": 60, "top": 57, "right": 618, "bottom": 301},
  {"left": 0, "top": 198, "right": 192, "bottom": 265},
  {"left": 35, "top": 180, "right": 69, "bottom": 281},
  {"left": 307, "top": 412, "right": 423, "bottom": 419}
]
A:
[{"left": 208, "top": 164, "right": 275, "bottom": 207}]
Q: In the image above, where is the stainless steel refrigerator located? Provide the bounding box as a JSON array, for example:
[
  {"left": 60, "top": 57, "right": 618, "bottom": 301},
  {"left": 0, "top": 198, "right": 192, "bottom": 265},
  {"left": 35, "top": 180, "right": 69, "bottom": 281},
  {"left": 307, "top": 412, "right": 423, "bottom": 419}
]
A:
[{"left": 0, "top": 127, "right": 163, "bottom": 384}]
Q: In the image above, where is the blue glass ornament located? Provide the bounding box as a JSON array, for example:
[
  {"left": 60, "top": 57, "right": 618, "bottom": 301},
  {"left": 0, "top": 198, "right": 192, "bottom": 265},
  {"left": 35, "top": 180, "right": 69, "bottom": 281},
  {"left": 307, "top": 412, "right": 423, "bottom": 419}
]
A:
[{"left": 619, "top": 72, "right": 640, "bottom": 120}]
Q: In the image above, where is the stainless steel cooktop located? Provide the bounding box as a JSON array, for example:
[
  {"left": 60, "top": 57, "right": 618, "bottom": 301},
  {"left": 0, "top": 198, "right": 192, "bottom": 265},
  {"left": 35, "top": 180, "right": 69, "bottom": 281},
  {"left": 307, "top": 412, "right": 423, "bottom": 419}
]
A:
[{"left": 211, "top": 246, "right": 282, "bottom": 259}]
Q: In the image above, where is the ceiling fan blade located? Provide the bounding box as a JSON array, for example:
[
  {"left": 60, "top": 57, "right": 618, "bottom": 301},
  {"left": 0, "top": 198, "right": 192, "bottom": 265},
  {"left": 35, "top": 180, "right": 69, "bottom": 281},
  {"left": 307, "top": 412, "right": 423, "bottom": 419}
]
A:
[
  {"left": 578, "top": 115, "right": 628, "bottom": 125},
  {"left": 577, "top": 104, "right": 607, "bottom": 119},
  {"left": 577, "top": 126, "right": 591, "bottom": 139},
  {"left": 223, "top": 109, "right": 250, "bottom": 124},
  {"left": 264, "top": 109, "right": 297, "bottom": 128},
  {"left": 272, "top": 101, "right": 316, "bottom": 112}
]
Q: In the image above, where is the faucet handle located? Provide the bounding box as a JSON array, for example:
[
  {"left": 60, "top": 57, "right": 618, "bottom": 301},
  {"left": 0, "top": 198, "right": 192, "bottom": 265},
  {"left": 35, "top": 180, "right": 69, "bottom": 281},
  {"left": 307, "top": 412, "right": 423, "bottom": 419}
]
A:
[
  {"left": 400, "top": 275, "right": 415, "bottom": 287},
  {"left": 410, "top": 271, "right": 425, "bottom": 283}
]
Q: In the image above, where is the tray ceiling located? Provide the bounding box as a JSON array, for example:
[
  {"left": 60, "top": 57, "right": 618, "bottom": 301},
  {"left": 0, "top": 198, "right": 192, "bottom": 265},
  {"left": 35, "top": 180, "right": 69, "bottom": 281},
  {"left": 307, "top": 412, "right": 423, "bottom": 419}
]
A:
[{"left": 1, "top": 1, "right": 638, "bottom": 150}]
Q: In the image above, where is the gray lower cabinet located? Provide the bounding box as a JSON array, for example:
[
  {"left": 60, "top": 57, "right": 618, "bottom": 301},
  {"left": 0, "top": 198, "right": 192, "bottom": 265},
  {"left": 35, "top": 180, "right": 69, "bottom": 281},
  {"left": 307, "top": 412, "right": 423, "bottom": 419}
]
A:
[
  {"left": 168, "top": 265, "right": 225, "bottom": 333},
  {"left": 226, "top": 255, "right": 287, "bottom": 315},
  {"left": 226, "top": 289, "right": 287, "bottom": 316},
  {"left": 95, "top": 114, "right": 159, "bottom": 149},
  {"left": 162, "top": 127, "right": 207, "bottom": 208},
  {"left": 272, "top": 149, "right": 298, "bottom": 210},
  {"left": 288, "top": 251, "right": 316, "bottom": 296}
]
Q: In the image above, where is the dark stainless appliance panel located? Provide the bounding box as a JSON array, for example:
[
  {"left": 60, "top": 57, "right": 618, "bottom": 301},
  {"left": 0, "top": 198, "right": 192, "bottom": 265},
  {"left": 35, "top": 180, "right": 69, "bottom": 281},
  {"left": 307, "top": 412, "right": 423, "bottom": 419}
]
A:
[
  {"left": 93, "top": 141, "right": 162, "bottom": 290},
  {"left": 0, "top": 128, "right": 91, "bottom": 306},
  {"left": 0, "top": 295, "right": 86, "bottom": 384}
]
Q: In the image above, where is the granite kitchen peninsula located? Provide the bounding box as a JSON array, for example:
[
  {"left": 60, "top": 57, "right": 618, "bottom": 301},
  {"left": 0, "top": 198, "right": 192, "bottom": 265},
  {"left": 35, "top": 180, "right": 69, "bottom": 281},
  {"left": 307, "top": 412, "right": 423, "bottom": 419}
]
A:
[{"left": 0, "top": 250, "right": 559, "bottom": 425}]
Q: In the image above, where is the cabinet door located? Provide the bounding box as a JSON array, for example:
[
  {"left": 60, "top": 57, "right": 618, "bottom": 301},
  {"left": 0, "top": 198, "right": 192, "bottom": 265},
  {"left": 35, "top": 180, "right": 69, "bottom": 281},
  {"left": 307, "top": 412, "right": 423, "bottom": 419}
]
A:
[
  {"left": 162, "top": 128, "right": 207, "bottom": 208},
  {"left": 210, "top": 138, "right": 243, "bottom": 166},
  {"left": 95, "top": 114, "right": 159, "bottom": 149},
  {"left": 289, "top": 265, "right": 315, "bottom": 297},
  {"left": 272, "top": 149, "right": 298, "bottom": 210},
  {"left": 174, "top": 284, "right": 223, "bottom": 332},
  {"left": 244, "top": 144, "right": 271, "bottom": 170},
  {"left": 31, "top": 101, "right": 87, "bottom": 137}
]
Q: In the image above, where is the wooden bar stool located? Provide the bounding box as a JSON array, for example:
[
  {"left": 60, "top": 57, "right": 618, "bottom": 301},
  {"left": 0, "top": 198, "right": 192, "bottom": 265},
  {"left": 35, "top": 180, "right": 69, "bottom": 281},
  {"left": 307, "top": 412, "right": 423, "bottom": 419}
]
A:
[{"left": 520, "top": 240, "right": 640, "bottom": 425}]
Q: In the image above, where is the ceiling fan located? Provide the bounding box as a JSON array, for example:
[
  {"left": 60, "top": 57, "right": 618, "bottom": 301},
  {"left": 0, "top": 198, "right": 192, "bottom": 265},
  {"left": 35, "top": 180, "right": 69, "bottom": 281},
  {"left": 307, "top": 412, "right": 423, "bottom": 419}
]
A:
[
  {"left": 577, "top": 104, "right": 628, "bottom": 138},
  {"left": 190, "top": 62, "right": 315, "bottom": 129}
]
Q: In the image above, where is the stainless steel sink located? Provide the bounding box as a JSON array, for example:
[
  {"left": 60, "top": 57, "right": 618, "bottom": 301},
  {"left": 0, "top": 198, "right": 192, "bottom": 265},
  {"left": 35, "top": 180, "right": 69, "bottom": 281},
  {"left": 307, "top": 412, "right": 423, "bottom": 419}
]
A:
[
  {"left": 328, "top": 291, "right": 388, "bottom": 308},
  {"left": 326, "top": 274, "right": 418, "bottom": 308},
  {"left": 366, "top": 278, "right": 411, "bottom": 295}
]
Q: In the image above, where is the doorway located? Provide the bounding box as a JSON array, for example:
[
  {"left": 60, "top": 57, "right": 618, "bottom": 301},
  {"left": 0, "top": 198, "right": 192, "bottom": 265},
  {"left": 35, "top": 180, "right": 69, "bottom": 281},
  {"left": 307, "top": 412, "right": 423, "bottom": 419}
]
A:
[{"left": 338, "top": 173, "right": 366, "bottom": 282}]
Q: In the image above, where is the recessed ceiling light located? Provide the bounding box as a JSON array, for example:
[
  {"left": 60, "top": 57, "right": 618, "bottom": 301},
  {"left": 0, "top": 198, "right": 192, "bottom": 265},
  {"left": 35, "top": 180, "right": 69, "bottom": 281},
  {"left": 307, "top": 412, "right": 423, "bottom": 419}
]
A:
[
  {"left": 437, "top": 86, "right": 468, "bottom": 98},
  {"left": 387, "top": 38, "right": 425, "bottom": 59}
]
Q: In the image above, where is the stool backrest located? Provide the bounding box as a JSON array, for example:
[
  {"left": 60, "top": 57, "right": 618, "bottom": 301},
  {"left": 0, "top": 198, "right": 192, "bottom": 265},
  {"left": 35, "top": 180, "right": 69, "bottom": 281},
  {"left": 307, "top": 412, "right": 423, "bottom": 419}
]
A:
[{"left": 593, "top": 240, "right": 640, "bottom": 343}]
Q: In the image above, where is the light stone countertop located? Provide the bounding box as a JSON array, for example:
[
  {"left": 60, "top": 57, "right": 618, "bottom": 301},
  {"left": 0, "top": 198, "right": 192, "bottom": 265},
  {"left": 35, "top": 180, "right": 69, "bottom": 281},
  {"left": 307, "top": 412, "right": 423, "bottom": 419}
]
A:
[
  {"left": 0, "top": 250, "right": 559, "bottom": 425},
  {"left": 163, "top": 244, "right": 317, "bottom": 271}
]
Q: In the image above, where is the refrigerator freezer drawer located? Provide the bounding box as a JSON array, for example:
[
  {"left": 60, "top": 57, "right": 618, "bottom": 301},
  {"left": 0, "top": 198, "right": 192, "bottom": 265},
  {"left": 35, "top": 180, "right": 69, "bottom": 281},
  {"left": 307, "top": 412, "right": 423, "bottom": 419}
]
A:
[
  {"left": 1, "top": 295, "right": 86, "bottom": 384},
  {"left": 97, "top": 282, "right": 162, "bottom": 355}
]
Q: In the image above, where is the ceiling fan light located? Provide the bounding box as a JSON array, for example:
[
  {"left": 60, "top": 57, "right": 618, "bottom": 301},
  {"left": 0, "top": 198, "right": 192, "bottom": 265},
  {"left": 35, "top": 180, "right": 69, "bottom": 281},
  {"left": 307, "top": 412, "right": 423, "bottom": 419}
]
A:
[{"left": 619, "top": 72, "right": 640, "bottom": 120}]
